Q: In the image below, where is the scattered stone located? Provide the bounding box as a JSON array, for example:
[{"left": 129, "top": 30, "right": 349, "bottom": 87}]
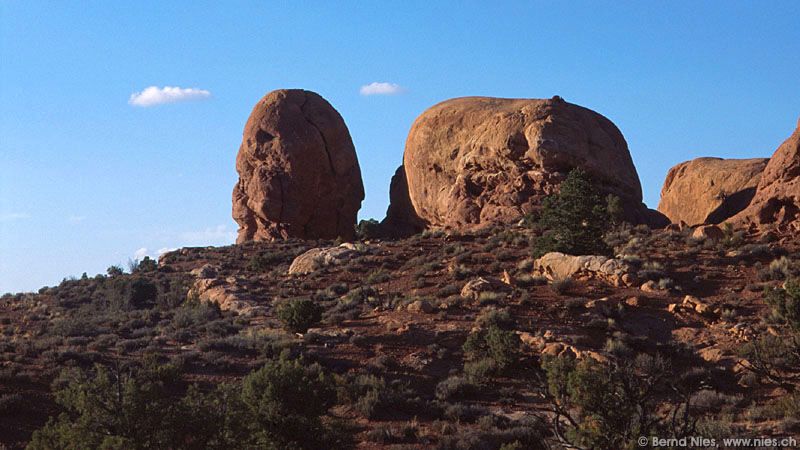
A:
[
  {"left": 533, "top": 252, "right": 636, "bottom": 286},
  {"left": 692, "top": 225, "right": 725, "bottom": 241},
  {"left": 187, "top": 278, "right": 259, "bottom": 315},
  {"left": 640, "top": 280, "right": 659, "bottom": 292},
  {"left": 190, "top": 264, "right": 219, "bottom": 279},
  {"left": 625, "top": 296, "right": 642, "bottom": 307},
  {"left": 460, "top": 276, "right": 512, "bottom": 301},
  {"left": 407, "top": 300, "right": 434, "bottom": 314}
]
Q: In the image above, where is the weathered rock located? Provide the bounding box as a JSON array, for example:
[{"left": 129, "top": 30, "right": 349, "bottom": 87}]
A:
[
  {"left": 460, "top": 276, "right": 512, "bottom": 301},
  {"left": 692, "top": 224, "right": 724, "bottom": 241},
  {"left": 187, "top": 277, "right": 259, "bottom": 314},
  {"left": 288, "top": 244, "right": 360, "bottom": 275},
  {"left": 232, "top": 89, "right": 364, "bottom": 242},
  {"left": 733, "top": 118, "right": 800, "bottom": 232},
  {"left": 407, "top": 300, "right": 435, "bottom": 314},
  {"left": 640, "top": 280, "right": 659, "bottom": 293},
  {"left": 657, "top": 157, "right": 768, "bottom": 226},
  {"left": 385, "top": 95, "right": 667, "bottom": 232},
  {"left": 190, "top": 264, "right": 219, "bottom": 279},
  {"left": 533, "top": 252, "right": 635, "bottom": 286}
]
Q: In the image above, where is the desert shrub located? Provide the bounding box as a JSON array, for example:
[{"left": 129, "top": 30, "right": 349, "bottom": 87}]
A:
[
  {"left": 106, "top": 265, "right": 124, "bottom": 277},
  {"left": 133, "top": 256, "right": 158, "bottom": 273},
  {"left": 276, "top": 298, "right": 323, "bottom": 333},
  {"left": 550, "top": 277, "right": 574, "bottom": 295},
  {"left": 765, "top": 279, "right": 800, "bottom": 331},
  {"left": 340, "top": 374, "right": 418, "bottom": 420},
  {"left": 759, "top": 256, "right": 794, "bottom": 281},
  {"left": 365, "top": 269, "right": 390, "bottom": 284},
  {"left": 463, "top": 325, "right": 521, "bottom": 378},
  {"left": 435, "top": 376, "right": 477, "bottom": 401},
  {"left": 105, "top": 276, "right": 158, "bottom": 310},
  {"left": 475, "top": 308, "right": 513, "bottom": 330},
  {"left": 638, "top": 261, "right": 665, "bottom": 281},
  {"left": 356, "top": 219, "right": 382, "bottom": 240},
  {"left": 29, "top": 356, "right": 346, "bottom": 450},
  {"left": 241, "top": 357, "right": 338, "bottom": 448},
  {"left": 718, "top": 223, "right": 745, "bottom": 249},
  {"left": 172, "top": 300, "right": 221, "bottom": 330},
  {"left": 28, "top": 361, "right": 193, "bottom": 449},
  {"left": 531, "top": 169, "right": 613, "bottom": 258},
  {"left": 738, "top": 333, "right": 800, "bottom": 387},
  {"left": 540, "top": 352, "right": 701, "bottom": 449},
  {"left": 248, "top": 251, "right": 285, "bottom": 271}
]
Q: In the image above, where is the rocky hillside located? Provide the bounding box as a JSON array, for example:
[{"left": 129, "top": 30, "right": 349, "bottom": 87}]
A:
[{"left": 1, "top": 222, "right": 798, "bottom": 448}]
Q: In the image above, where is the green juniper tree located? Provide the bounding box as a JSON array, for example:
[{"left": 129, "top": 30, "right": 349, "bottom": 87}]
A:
[{"left": 533, "top": 168, "right": 615, "bottom": 257}]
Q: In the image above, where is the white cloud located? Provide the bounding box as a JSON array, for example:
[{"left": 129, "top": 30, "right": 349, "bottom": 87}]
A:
[
  {"left": 132, "top": 247, "right": 176, "bottom": 262},
  {"left": 67, "top": 215, "right": 85, "bottom": 224},
  {"left": 128, "top": 86, "right": 211, "bottom": 107},
  {"left": 0, "top": 212, "right": 30, "bottom": 222},
  {"left": 133, "top": 247, "right": 149, "bottom": 260},
  {"left": 157, "top": 247, "right": 177, "bottom": 257},
  {"left": 359, "top": 82, "right": 405, "bottom": 96},
  {"left": 179, "top": 224, "right": 237, "bottom": 246}
]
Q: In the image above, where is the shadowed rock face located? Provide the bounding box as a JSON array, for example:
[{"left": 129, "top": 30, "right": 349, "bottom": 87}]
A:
[
  {"left": 384, "top": 96, "right": 666, "bottom": 233},
  {"left": 657, "top": 157, "right": 768, "bottom": 226},
  {"left": 232, "top": 89, "right": 364, "bottom": 242},
  {"left": 733, "top": 118, "right": 800, "bottom": 232}
]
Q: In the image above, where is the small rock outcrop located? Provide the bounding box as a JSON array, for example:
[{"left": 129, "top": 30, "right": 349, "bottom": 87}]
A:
[
  {"left": 232, "top": 89, "right": 364, "bottom": 243},
  {"left": 733, "top": 118, "right": 800, "bottom": 232},
  {"left": 288, "top": 243, "right": 361, "bottom": 275},
  {"left": 460, "top": 276, "right": 512, "bottom": 301},
  {"left": 385, "top": 96, "right": 667, "bottom": 233},
  {"left": 533, "top": 252, "right": 635, "bottom": 287},
  {"left": 657, "top": 157, "right": 768, "bottom": 226}
]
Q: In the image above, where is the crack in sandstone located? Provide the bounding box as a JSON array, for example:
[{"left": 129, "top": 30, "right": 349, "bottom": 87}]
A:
[
  {"left": 299, "top": 91, "right": 336, "bottom": 175},
  {"left": 299, "top": 90, "right": 337, "bottom": 237}
]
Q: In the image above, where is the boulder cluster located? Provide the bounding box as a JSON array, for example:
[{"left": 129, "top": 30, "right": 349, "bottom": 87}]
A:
[
  {"left": 657, "top": 119, "right": 800, "bottom": 233},
  {"left": 232, "top": 89, "right": 799, "bottom": 241}
]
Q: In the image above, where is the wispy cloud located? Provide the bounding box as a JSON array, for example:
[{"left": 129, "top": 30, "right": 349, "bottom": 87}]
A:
[
  {"left": 133, "top": 247, "right": 150, "bottom": 260},
  {"left": 359, "top": 82, "right": 405, "bottom": 96},
  {"left": 129, "top": 86, "right": 211, "bottom": 107},
  {"left": 132, "top": 247, "right": 176, "bottom": 261},
  {"left": 0, "top": 212, "right": 30, "bottom": 222},
  {"left": 179, "top": 224, "right": 237, "bottom": 246},
  {"left": 67, "top": 215, "right": 85, "bottom": 224}
]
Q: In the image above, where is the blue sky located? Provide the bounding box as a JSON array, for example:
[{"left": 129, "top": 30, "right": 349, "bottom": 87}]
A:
[{"left": 1, "top": 1, "right": 799, "bottom": 293}]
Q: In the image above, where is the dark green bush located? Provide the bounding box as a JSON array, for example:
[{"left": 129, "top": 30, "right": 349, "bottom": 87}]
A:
[
  {"left": 765, "top": 279, "right": 800, "bottom": 331},
  {"left": 462, "top": 325, "right": 521, "bottom": 378},
  {"left": 276, "top": 298, "right": 323, "bottom": 333},
  {"left": 532, "top": 168, "right": 613, "bottom": 257},
  {"left": 356, "top": 219, "right": 383, "bottom": 240},
  {"left": 541, "top": 352, "right": 702, "bottom": 450},
  {"left": 28, "top": 357, "right": 347, "bottom": 450}
]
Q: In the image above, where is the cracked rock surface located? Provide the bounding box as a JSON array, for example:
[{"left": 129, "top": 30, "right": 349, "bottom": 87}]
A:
[
  {"left": 232, "top": 89, "right": 364, "bottom": 242},
  {"left": 385, "top": 96, "right": 667, "bottom": 232}
]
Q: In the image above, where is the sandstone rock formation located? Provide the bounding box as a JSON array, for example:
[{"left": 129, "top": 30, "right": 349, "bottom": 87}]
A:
[
  {"left": 384, "top": 96, "right": 667, "bottom": 233},
  {"left": 657, "top": 157, "right": 768, "bottom": 226},
  {"left": 733, "top": 118, "right": 800, "bottom": 232},
  {"left": 232, "top": 89, "right": 364, "bottom": 243},
  {"left": 533, "top": 252, "right": 635, "bottom": 287}
]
